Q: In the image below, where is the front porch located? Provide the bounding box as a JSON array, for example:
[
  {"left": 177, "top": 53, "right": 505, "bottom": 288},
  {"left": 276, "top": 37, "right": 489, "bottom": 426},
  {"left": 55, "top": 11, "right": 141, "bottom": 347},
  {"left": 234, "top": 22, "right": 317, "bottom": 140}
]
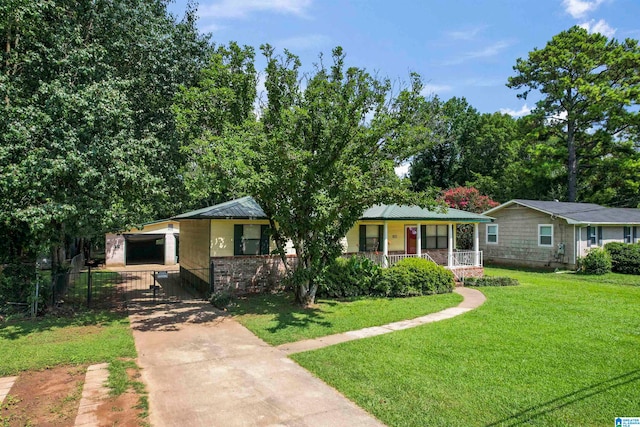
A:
[{"left": 353, "top": 221, "right": 485, "bottom": 280}]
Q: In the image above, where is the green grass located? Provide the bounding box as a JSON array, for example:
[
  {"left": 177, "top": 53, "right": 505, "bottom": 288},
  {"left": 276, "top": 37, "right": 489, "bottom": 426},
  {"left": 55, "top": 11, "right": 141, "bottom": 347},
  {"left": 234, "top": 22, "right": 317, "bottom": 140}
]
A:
[
  {"left": 0, "top": 311, "right": 137, "bottom": 376},
  {"left": 230, "top": 292, "right": 463, "bottom": 346},
  {"left": 107, "top": 359, "right": 149, "bottom": 422},
  {"left": 292, "top": 268, "right": 640, "bottom": 426}
]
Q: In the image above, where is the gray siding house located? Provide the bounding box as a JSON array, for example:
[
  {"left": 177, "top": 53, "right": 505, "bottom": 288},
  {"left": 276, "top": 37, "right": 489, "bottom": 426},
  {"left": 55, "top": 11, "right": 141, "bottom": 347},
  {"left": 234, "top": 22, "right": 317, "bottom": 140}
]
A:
[{"left": 479, "top": 200, "right": 640, "bottom": 269}]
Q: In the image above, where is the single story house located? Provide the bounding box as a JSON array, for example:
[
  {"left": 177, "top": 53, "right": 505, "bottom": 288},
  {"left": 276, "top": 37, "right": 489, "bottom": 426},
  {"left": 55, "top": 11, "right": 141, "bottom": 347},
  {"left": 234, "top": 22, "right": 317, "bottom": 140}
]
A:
[
  {"left": 174, "top": 196, "right": 492, "bottom": 293},
  {"left": 480, "top": 199, "right": 640, "bottom": 269},
  {"left": 105, "top": 219, "right": 179, "bottom": 267}
]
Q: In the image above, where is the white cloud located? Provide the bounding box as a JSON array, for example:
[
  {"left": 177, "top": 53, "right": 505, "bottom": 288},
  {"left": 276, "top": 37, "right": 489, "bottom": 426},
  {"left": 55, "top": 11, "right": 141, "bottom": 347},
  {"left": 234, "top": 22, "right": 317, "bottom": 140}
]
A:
[
  {"left": 199, "top": 0, "right": 312, "bottom": 19},
  {"left": 442, "top": 40, "right": 513, "bottom": 65},
  {"left": 500, "top": 104, "right": 532, "bottom": 117},
  {"left": 445, "top": 26, "right": 487, "bottom": 41},
  {"left": 462, "top": 77, "right": 503, "bottom": 87},
  {"left": 274, "top": 34, "right": 330, "bottom": 51},
  {"left": 562, "top": 0, "right": 605, "bottom": 19},
  {"left": 579, "top": 19, "right": 616, "bottom": 37},
  {"left": 420, "top": 83, "right": 452, "bottom": 96}
]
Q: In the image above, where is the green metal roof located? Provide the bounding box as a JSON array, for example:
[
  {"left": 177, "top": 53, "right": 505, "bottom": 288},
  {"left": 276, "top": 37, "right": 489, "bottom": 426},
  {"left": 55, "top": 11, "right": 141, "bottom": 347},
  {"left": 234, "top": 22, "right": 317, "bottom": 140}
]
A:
[
  {"left": 173, "top": 196, "right": 267, "bottom": 220},
  {"left": 360, "top": 204, "right": 493, "bottom": 222},
  {"left": 174, "top": 197, "right": 493, "bottom": 223}
]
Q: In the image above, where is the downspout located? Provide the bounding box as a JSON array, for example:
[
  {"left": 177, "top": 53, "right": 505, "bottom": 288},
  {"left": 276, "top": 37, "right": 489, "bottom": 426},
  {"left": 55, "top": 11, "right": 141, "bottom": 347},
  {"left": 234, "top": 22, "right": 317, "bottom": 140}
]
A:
[{"left": 573, "top": 225, "right": 577, "bottom": 268}]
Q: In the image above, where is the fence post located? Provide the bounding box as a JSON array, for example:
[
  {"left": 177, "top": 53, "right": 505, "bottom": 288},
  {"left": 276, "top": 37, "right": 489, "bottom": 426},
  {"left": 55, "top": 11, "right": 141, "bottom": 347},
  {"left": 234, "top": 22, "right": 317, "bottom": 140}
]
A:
[
  {"left": 86, "top": 265, "right": 92, "bottom": 307},
  {"left": 209, "top": 261, "right": 215, "bottom": 294}
]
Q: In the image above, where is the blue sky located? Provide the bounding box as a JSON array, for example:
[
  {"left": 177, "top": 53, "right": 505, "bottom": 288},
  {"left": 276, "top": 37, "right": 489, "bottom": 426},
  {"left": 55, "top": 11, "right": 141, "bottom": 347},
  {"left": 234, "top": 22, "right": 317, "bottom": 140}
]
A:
[{"left": 167, "top": 0, "right": 640, "bottom": 116}]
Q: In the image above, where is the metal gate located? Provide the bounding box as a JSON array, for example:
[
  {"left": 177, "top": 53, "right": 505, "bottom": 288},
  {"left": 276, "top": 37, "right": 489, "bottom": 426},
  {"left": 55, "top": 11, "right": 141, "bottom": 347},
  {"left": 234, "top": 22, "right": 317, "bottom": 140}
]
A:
[{"left": 51, "top": 268, "right": 210, "bottom": 309}]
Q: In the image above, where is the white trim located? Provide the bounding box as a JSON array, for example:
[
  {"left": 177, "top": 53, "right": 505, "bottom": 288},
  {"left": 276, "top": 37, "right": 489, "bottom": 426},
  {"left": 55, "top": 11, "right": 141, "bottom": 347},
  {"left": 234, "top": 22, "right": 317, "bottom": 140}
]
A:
[
  {"left": 383, "top": 221, "right": 389, "bottom": 268},
  {"left": 538, "top": 224, "right": 554, "bottom": 247},
  {"left": 486, "top": 224, "right": 499, "bottom": 244}
]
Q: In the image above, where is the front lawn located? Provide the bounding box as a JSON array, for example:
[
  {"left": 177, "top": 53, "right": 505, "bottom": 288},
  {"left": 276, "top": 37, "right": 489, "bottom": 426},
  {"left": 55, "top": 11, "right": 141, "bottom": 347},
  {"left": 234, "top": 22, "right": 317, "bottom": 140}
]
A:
[
  {"left": 230, "top": 292, "right": 463, "bottom": 346},
  {"left": 292, "top": 268, "right": 640, "bottom": 426},
  {"left": 0, "top": 311, "right": 136, "bottom": 376}
]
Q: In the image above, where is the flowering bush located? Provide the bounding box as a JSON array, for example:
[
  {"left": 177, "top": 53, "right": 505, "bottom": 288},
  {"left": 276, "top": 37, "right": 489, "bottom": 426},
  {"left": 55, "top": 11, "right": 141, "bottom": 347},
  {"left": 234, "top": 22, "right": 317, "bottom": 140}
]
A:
[{"left": 439, "top": 187, "right": 499, "bottom": 249}]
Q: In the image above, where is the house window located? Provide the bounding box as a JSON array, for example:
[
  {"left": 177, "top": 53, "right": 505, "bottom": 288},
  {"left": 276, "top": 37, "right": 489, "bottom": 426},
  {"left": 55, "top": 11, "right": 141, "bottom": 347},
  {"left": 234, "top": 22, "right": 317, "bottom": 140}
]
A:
[
  {"left": 624, "top": 226, "right": 632, "bottom": 244},
  {"left": 486, "top": 224, "right": 498, "bottom": 244},
  {"left": 359, "top": 225, "right": 382, "bottom": 252},
  {"left": 234, "top": 224, "right": 270, "bottom": 256},
  {"left": 421, "top": 225, "right": 448, "bottom": 249},
  {"left": 587, "top": 226, "right": 597, "bottom": 247},
  {"left": 538, "top": 224, "right": 553, "bottom": 247}
]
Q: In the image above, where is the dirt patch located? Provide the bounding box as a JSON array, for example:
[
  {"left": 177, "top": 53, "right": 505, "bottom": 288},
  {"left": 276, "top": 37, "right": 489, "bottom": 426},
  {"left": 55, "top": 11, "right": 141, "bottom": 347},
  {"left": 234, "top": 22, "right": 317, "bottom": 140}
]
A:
[
  {"left": 0, "top": 365, "right": 146, "bottom": 427},
  {"left": 95, "top": 390, "right": 142, "bottom": 427},
  {"left": 1, "top": 365, "right": 83, "bottom": 426}
]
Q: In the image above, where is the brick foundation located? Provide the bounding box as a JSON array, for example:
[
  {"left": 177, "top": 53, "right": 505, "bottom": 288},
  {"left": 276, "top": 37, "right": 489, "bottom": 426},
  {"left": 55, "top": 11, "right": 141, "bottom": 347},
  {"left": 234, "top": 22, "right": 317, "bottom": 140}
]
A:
[
  {"left": 450, "top": 266, "right": 484, "bottom": 280},
  {"left": 211, "top": 256, "right": 296, "bottom": 294}
]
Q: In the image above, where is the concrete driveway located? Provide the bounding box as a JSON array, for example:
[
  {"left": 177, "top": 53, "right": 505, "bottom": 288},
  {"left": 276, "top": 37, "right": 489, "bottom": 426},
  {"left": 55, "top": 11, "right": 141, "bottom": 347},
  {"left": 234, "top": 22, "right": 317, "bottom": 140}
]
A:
[{"left": 129, "top": 302, "right": 385, "bottom": 427}]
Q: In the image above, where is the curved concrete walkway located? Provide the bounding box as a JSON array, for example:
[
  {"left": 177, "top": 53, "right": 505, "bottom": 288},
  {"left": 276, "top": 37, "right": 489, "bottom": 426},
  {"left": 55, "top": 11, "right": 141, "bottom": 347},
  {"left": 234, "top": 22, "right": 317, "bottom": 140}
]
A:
[
  {"left": 277, "top": 287, "right": 486, "bottom": 355},
  {"left": 129, "top": 287, "right": 485, "bottom": 426}
]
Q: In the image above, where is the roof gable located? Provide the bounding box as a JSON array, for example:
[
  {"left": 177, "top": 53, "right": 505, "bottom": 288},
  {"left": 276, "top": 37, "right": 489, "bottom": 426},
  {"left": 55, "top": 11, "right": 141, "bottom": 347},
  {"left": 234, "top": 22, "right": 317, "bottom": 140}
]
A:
[{"left": 173, "top": 196, "right": 267, "bottom": 219}]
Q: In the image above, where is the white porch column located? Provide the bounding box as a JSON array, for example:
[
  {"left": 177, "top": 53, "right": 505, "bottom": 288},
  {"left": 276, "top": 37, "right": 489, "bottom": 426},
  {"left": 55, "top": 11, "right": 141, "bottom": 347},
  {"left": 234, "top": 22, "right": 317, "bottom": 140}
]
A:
[
  {"left": 416, "top": 222, "right": 422, "bottom": 257},
  {"left": 383, "top": 221, "right": 389, "bottom": 268},
  {"left": 473, "top": 223, "right": 480, "bottom": 266},
  {"left": 448, "top": 223, "right": 454, "bottom": 267}
]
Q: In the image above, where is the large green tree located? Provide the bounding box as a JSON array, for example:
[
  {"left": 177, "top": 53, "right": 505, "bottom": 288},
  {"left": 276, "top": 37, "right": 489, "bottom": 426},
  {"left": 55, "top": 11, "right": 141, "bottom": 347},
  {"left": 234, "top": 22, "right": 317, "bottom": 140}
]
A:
[
  {"left": 507, "top": 26, "right": 640, "bottom": 202},
  {"left": 0, "top": 0, "right": 210, "bottom": 271},
  {"left": 175, "top": 46, "right": 435, "bottom": 305}
]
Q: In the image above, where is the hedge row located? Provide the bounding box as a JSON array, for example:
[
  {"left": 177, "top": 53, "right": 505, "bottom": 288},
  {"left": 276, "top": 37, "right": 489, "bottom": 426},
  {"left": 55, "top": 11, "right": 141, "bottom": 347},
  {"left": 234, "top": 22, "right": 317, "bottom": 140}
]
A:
[
  {"left": 317, "top": 256, "right": 455, "bottom": 298},
  {"left": 604, "top": 242, "right": 640, "bottom": 275},
  {"left": 464, "top": 276, "right": 519, "bottom": 287}
]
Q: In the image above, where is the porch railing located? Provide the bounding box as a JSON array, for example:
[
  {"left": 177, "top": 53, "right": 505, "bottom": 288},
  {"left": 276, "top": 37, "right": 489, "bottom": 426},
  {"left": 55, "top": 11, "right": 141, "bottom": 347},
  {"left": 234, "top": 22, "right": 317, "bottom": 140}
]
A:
[
  {"left": 354, "top": 251, "right": 481, "bottom": 268},
  {"left": 448, "top": 250, "right": 482, "bottom": 267}
]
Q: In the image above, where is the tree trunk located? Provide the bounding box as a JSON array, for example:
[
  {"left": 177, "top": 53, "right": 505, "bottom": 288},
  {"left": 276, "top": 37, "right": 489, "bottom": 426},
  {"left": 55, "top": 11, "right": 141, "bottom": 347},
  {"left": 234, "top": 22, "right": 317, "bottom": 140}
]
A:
[{"left": 567, "top": 119, "right": 578, "bottom": 202}]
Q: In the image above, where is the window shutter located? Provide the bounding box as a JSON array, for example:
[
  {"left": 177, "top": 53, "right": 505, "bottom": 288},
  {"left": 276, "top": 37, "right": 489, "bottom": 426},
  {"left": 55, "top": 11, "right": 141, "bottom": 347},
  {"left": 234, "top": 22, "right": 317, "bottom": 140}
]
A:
[
  {"left": 597, "top": 226, "right": 603, "bottom": 246},
  {"left": 587, "top": 226, "right": 592, "bottom": 247},
  {"left": 359, "top": 225, "right": 366, "bottom": 252},
  {"left": 634, "top": 226, "right": 638, "bottom": 242},
  {"left": 378, "top": 225, "right": 383, "bottom": 251},
  {"left": 421, "top": 225, "right": 427, "bottom": 250},
  {"left": 260, "top": 225, "right": 270, "bottom": 255},
  {"left": 234, "top": 224, "right": 243, "bottom": 256}
]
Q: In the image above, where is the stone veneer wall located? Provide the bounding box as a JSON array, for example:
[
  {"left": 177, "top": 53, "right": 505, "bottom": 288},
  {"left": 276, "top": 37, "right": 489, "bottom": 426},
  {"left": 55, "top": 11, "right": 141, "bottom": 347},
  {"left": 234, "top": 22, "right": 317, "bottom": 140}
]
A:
[{"left": 210, "top": 256, "right": 296, "bottom": 294}]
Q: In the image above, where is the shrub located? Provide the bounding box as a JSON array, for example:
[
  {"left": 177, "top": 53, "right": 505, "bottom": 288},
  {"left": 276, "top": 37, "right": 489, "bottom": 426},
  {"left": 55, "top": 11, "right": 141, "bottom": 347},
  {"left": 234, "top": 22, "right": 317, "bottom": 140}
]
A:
[
  {"left": 377, "top": 258, "right": 454, "bottom": 297},
  {"left": 318, "top": 256, "right": 381, "bottom": 298},
  {"left": 579, "top": 248, "right": 612, "bottom": 275},
  {"left": 604, "top": 242, "right": 640, "bottom": 275},
  {"left": 464, "top": 276, "right": 520, "bottom": 287},
  {"left": 210, "top": 291, "right": 232, "bottom": 309}
]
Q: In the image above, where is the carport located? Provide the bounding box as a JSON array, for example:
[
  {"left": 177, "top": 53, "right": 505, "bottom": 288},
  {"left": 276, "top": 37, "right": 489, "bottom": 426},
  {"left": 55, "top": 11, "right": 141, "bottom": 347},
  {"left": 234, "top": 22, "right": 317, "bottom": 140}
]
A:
[{"left": 105, "top": 219, "right": 179, "bottom": 267}]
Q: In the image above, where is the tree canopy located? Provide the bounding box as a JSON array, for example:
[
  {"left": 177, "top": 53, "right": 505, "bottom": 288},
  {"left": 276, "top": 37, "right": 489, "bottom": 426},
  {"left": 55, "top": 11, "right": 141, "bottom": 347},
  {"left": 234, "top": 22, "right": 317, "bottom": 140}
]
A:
[
  {"left": 173, "top": 45, "right": 435, "bottom": 305},
  {"left": 507, "top": 25, "right": 640, "bottom": 202},
  {"left": 0, "top": 0, "right": 210, "bottom": 267}
]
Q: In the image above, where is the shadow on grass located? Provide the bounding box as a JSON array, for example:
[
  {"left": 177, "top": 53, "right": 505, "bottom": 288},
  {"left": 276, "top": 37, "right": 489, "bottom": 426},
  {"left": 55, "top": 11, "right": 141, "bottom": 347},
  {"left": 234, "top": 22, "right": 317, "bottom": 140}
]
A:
[
  {"left": 485, "top": 369, "right": 640, "bottom": 426},
  {"left": 0, "top": 311, "right": 127, "bottom": 341},
  {"left": 230, "top": 292, "right": 335, "bottom": 333}
]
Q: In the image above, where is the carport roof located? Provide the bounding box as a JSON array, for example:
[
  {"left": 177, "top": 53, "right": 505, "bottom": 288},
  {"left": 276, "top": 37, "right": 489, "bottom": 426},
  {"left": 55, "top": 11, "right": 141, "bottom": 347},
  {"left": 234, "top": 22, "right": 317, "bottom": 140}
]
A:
[{"left": 173, "top": 196, "right": 268, "bottom": 220}]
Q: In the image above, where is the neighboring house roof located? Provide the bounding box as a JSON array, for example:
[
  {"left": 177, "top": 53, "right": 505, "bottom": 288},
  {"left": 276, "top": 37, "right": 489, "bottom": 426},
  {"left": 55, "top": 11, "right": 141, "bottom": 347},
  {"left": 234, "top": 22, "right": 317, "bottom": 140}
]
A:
[
  {"left": 361, "top": 204, "right": 492, "bottom": 222},
  {"left": 174, "top": 196, "right": 268, "bottom": 220},
  {"left": 484, "top": 199, "right": 640, "bottom": 225},
  {"left": 174, "top": 197, "right": 494, "bottom": 223}
]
